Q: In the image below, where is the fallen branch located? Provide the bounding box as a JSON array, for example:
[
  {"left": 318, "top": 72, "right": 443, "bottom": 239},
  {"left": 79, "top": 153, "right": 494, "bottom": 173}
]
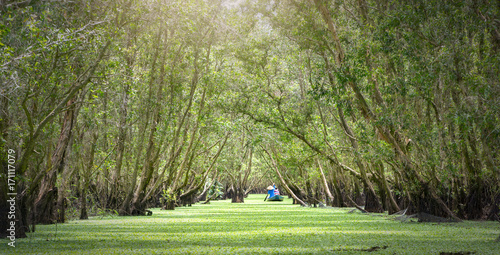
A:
[
  {"left": 344, "top": 195, "right": 369, "bottom": 214},
  {"left": 201, "top": 193, "right": 218, "bottom": 204}
]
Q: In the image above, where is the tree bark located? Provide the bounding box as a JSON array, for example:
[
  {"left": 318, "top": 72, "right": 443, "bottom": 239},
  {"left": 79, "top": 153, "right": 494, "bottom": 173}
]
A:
[
  {"left": 181, "top": 134, "right": 229, "bottom": 201},
  {"left": 109, "top": 81, "right": 129, "bottom": 209},
  {"left": 377, "top": 162, "right": 400, "bottom": 214},
  {"left": 231, "top": 184, "right": 245, "bottom": 203},
  {"left": 35, "top": 98, "right": 76, "bottom": 224},
  {"left": 80, "top": 129, "right": 98, "bottom": 220},
  {"left": 122, "top": 26, "right": 163, "bottom": 215},
  {"left": 317, "top": 158, "right": 334, "bottom": 206},
  {"left": 336, "top": 105, "right": 383, "bottom": 213}
]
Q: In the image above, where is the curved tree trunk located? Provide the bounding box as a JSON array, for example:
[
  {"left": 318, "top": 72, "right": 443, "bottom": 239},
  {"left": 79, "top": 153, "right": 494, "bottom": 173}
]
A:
[
  {"left": 317, "top": 159, "right": 334, "bottom": 206},
  {"left": 337, "top": 106, "right": 383, "bottom": 213},
  {"left": 125, "top": 26, "right": 165, "bottom": 215},
  {"left": 378, "top": 163, "right": 401, "bottom": 214},
  {"left": 35, "top": 98, "right": 76, "bottom": 224}
]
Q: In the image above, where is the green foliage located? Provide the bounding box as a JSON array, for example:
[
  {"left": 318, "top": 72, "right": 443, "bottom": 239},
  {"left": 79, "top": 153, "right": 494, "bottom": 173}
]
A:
[
  {"left": 207, "top": 179, "right": 224, "bottom": 200},
  {"left": 2, "top": 195, "right": 499, "bottom": 254},
  {"left": 160, "top": 189, "right": 177, "bottom": 204},
  {"left": 2, "top": 0, "right": 499, "bottom": 238}
]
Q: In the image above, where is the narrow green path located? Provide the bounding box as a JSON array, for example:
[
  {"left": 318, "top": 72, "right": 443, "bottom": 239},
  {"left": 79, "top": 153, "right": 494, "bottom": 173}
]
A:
[{"left": 2, "top": 195, "right": 499, "bottom": 254}]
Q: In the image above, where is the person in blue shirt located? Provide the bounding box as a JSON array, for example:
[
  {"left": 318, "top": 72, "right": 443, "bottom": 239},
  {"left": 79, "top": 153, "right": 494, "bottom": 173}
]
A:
[
  {"left": 267, "top": 183, "right": 276, "bottom": 198},
  {"left": 265, "top": 183, "right": 277, "bottom": 201}
]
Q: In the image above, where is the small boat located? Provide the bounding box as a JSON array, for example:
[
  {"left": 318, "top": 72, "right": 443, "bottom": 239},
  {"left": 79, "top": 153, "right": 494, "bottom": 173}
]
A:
[
  {"left": 267, "top": 195, "right": 284, "bottom": 201},
  {"left": 265, "top": 185, "right": 284, "bottom": 201}
]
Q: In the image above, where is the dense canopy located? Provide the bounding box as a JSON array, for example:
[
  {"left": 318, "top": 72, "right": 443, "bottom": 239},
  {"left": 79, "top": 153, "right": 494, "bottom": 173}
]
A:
[{"left": 1, "top": 0, "right": 499, "bottom": 241}]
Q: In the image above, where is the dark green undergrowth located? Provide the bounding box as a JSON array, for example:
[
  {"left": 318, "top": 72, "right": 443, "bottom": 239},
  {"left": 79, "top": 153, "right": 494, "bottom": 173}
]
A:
[{"left": 1, "top": 195, "right": 499, "bottom": 254}]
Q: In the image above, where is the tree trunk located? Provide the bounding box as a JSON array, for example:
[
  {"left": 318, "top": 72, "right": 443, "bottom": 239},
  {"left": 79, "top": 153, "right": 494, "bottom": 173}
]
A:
[
  {"left": 231, "top": 185, "right": 245, "bottom": 203},
  {"left": 317, "top": 159, "right": 334, "bottom": 206},
  {"left": 109, "top": 81, "right": 129, "bottom": 209},
  {"left": 130, "top": 111, "right": 160, "bottom": 215},
  {"left": 0, "top": 94, "right": 11, "bottom": 237},
  {"left": 337, "top": 106, "right": 383, "bottom": 213},
  {"left": 80, "top": 129, "right": 98, "bottom": 219},
  {"left": 183, "top": 136, "right": 228, "bottom": 202},
  {"left": 164, "top": 200, "right": 176, "bottom": 210},
  {"left": 316, "top": 78, "right": 381, "bottom": 211},
  {"left": 110, "top": 25, "right": 136, "bottom": 209},
  {"left": 383, "top": 174, "right": 400, "bottom": 214},
  {"left": 80, "top": 182, "right": 88, "bottom": 220},
  {"left": 35, "top": 98, "right": 76, "bottom": 224},
  {"left": 123, "top": 26, "right": 165, "bottom": 215},
  {"left": 56, "top": 157, "right": 75, "bottom": 223}
]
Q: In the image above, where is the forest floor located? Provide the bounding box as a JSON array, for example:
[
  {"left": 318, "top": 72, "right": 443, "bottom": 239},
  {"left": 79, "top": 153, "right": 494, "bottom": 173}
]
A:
[{"left": 1, "top": 194, "right": 499, "bottom": 254}]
